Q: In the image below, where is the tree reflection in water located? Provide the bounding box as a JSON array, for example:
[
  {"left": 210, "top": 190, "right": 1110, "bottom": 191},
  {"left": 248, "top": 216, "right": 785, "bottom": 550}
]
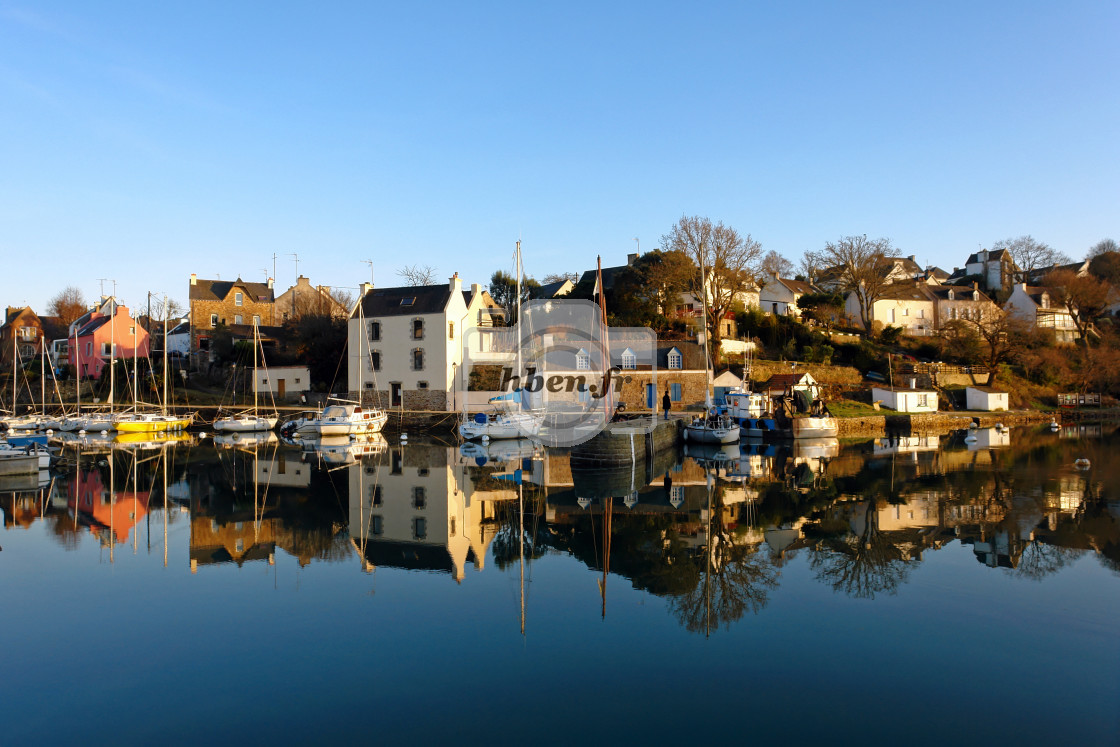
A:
[
  {"left": 669, "top": 483, "right": 780, "bottom": 635},
  {"left": 810, "top": 500, "right": 915, "bottom": 599}
]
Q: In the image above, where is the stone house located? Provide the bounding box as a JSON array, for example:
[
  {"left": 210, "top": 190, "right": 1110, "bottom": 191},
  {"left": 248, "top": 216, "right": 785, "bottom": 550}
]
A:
[
  {"left": 1004, "top": 283, "right": 1079, "bottom": 343},
  {"left": 188, "top": 274, "right": 276, "bottom": 363},
  {"left": 347, "top": 274, "right": 503, "bottom": 411},
  {"left": 274, "top": 275, "right": 348, "bottom": 322},
  {"left": 605, "top": 340, "right": 710, "bottom": 412},
  {"left": 0, "top": 306, "right": 44, "bottom": 367}
]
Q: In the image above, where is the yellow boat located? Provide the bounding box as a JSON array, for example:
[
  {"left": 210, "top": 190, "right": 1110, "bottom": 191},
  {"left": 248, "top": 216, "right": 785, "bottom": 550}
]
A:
[
  {"left": 113, "top": 413, "right": 193, "bottom": 433},
  {"left": 114, "top": 430, "right": 192, "bottom": 445}
]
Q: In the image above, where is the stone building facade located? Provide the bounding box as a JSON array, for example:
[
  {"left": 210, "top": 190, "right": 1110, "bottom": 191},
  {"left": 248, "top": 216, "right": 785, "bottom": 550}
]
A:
[{"left": 187, "top": 274, "right": 275, "bottom": 364}]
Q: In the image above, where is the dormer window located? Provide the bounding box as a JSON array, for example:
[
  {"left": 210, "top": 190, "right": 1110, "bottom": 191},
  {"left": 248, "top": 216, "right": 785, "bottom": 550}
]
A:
[
  {"left": 667, "top": 347, "right": 682, "bottom": 369},
  {"left": 947, "top": 290, "right": 954, "bottom": 301},
  {"left": 1040, "top": 293, "right": 1049, "bottom": 309},
  {"left": 576, "top": 348, "right": 590, "bottom": 371},
  {"left": 972, "top": 291, "right": 979, "bottom": 301},
  {"left": 621, "top": 347, "right": 636, "bottom": 369}
]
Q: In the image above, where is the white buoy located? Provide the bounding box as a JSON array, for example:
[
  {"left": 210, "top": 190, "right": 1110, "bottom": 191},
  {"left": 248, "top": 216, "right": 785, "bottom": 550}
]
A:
[
  {"left": 46, "top": 429, "right": 54, "bottom": 435},
  {"left": 199, "top": 432, "right": 207, "bottom": 439},
  {"left": 481, "top": 435, "right": 490, "bottom": 442},
  {"left": 100, "top": 430, "right": 108, "bottom": 435},
  {"left": 1074, "top": 458, "right": 1091, "bottom": 470},
  {"left": 78, "top": 429, "right": 86, "bottom": 435}
]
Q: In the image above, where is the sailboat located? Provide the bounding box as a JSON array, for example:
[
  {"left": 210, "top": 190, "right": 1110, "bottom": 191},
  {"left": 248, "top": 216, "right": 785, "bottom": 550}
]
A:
[
  {"left": 1, "top": 331, "right": 44, "bottom": 431},
  {"left": 280, "top": 292, "right": 386, "bottom": 438},
  {"left": 683, "top": 250, "right": 739, "bottom": 444},
  {"left": 458, "top": 241, "right": 541, "bottom": 442},
  {"left": 214, "top": 321, "right": 279, "bottom": 432},
  {"left": 114, "top": 305, "right": 191, "bottom": 433}
]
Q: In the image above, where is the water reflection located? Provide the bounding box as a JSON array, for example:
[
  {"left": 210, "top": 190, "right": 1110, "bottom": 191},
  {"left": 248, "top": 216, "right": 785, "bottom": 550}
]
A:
[{"left": 2, "top": 424, "right": 1118, "bottom": 633}]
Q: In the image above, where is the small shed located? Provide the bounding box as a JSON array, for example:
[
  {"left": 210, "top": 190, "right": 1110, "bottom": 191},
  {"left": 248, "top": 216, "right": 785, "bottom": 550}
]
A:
[
  {"left": 871, "top": 385, "right": 938, "bottom": 413},
  {"left": 712, "top": 370, "right": 743, "bottom": 404},
  {"left": 255, "top": 365, "right": 311, "bottom": 401},
  {"left": 763, "top": 372, "right": 821, "bottom": 399},
  {"left": 966, "top": 386, "right": 1009, "bottom": 411}
]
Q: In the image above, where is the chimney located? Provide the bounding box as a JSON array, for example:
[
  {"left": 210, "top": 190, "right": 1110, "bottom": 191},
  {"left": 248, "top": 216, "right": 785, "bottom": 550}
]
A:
[
  {"left": 973, "top": 281, "right": 978, "bottom": 291},
  {"left": 627, "top": 253, "right": 638, "bottom": 266},
  {"left": 359, "top": 282, "right": 373, "bottom": 297},
  {"left": 471, "top": 283, "right": 482, "bottom": 297},
  {"left": 908, "top": 254, "right": 916, "bottom": 262},
  {"left": 449, "top": 272, "right": 462, "bottom": 292},
  {"left": 190, "top": 273, "right": 197, "bottom": 286},
  {"left": 267, "top": 277, "right": 274, "bottom": 289}
]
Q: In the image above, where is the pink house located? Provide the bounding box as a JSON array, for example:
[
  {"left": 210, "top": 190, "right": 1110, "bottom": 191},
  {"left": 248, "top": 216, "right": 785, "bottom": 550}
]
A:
[{"left": 69, "top": 302, "right": 150, "bottom": 379}]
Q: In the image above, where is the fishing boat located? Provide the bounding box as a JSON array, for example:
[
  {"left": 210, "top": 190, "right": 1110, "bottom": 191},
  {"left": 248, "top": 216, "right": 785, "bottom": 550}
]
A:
[
  {"left": 213, "top": 321, "right": 279, "bottom": 433},
  {"left": 683, "top": 248, "right": 739, "bottom": 444},
  {"left": 0, "top": 450, "right": 39, "bottom": 475}
]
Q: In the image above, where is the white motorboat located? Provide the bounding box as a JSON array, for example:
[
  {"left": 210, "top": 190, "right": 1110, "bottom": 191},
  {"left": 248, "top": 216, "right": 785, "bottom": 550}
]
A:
[
  {"left": 459, "top": 410, "right": 541, "bottom": 441},
  {"left": 790, "top": 415, "right": 839, "bottom": 439},
  {"left": 282, "top": 403, "right": 387, "bottom": 437},
  {"left": 0, "top": 441, "right": 55, "bottom": 468}
]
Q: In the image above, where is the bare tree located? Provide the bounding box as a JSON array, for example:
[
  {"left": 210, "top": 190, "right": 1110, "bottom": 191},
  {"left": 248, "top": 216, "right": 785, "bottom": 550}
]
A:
[
  {"left": 759, "top": 250, "right": 794, "bottom": 279},
  {"left": 47, "top": 286, "right": 87, "bottom": 326},
  {"left": 541, "top": 272, "right": 579, "bottom": 285},
  {"left": 1044, "top": 268, "right": 1113, "bottom": 349},
  {"left": 993, "top": 235, "right": 1070, "bottom": 283},
  {"left": 660, "top": 215, "right": 763, "bottom": 352},
  {"left": 948, "top": 306, "right": 1029, "bottom": 384},
  {"left": 815, "top": 235, "right": 900, "bottom": 333},
  {"left": 798, "top": 252, "right": 822, "bottom": 283},
  {"left": 1087, "top": 238, "right": 1118, "bottom": 259},
  {"left": 396, "top": 264, "right": 439, "bottom": 286}
]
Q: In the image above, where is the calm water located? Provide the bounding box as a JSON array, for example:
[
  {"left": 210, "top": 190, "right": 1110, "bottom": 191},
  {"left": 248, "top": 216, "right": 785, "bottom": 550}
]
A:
[{"left": 2, "top": 426, "right": 1118, "bottom": 744}]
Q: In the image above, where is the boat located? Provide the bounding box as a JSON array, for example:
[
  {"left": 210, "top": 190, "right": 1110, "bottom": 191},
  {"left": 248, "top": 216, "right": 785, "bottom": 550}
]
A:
[
  {"left": 459, "top": 409, "right": 541, "bottom": 441},
  {"left": 0, "top": 441, "right": 55, "bottom": 468},
  {"left": 683, "top": 248, "right": 739, "bottom": 444},
  {"left": 281, "top": 402, "right": 387, "bottom": 437},
  {"left": 771, "top": 387, "right": 838, "bottom": 439},
  {"left": 0, "top": 450, "right": 39, "bottom": 475},
  {"left": 458, "top": 241, "right": 543, "bottom": 442},
  {"left": 112, "top": 312, "right": 191, "bottom": 433},
  {"left": 213, "top": 321, "right": 279, "bottom": 433}
]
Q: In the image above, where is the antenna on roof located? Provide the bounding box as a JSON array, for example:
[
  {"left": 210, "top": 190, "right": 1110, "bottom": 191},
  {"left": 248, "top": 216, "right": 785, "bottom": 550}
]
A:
[{"left": 362, "top": 259, "right": 374, "bottom": 288}]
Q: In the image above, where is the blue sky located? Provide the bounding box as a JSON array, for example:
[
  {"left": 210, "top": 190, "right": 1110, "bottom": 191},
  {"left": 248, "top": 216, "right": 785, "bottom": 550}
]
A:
[{"left": 1, "top": 1, "right": 1117, "bottom": 314}]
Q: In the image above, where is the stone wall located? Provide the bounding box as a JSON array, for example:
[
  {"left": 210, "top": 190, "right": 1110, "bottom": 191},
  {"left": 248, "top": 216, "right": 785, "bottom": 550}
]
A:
[{"left": 190, "top": 295, "right": 275, "bottom": 351}]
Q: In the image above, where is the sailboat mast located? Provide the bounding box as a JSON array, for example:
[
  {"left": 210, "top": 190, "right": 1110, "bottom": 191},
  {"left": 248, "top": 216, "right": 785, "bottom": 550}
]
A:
[
  {"left": 519, "top": 481, "right": 525, "bottom": 636},
  {"left": 252, "top": 321, "right": 259, "bottom": 417},
  {"left": 132, "top": 321, "right": 139, "bottom": 414},
  {"left": 698, "top": 246, "right": 712, "bottom": 407},
  {"left": 515, "top": 240, "right": 522, "bottom": 389},
  {"left": 74, "top": 325, "right": 80, "bottom": 417},
  {"left": 163, "top": 300, "right": 169, "bottom": 415},
  {"left": 40, "top": 343, "right": 46, "bottom": 416},
  {"left": 109, "top": 300, "right": 115, "bottom": 414}
]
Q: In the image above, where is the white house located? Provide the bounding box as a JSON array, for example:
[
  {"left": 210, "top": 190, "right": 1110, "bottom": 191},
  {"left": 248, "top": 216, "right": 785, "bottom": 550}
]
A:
[
  {"left": 254, "top": 365, "right": 311, "bottom": 401},
  {"left": 759, "top": 276, "right": 818, "bottom": 318},
  {"left": 347, "top": 274, "right": 503, "bottom": 411},
  {"left": 965, "top": 386, "right": 1009, "bottom": 412},
  {"left": 165, "top": 319, "right": 191, "bottom": 358},
  {"left": 1004, "top": 283, "right": 1079, "bottom": 343},
  {"left": 963, "top": 248, "right": 1017, "bottom": 292},
  {"left": 845, "top": 285, "right": 936, "bottom": 336},
  {"left": 871, "top": 385, "right": 938, "bottom": 412}
]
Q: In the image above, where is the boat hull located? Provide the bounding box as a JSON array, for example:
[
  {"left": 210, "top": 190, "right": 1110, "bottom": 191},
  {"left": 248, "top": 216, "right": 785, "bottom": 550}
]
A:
[
  {"left": 684, "top": 423, "right": 741, "bottom": 444},
  {"left": 790, "top": 417, "right": 839, "bottom": 439},
  {"left": 213, "top": 415, "right": 278, "bottom": 432}
]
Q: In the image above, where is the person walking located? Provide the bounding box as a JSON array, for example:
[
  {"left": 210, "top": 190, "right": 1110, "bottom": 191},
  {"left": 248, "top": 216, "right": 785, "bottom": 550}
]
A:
[{"left": 662, "top": 388, "right": 672, "bottom": 420}]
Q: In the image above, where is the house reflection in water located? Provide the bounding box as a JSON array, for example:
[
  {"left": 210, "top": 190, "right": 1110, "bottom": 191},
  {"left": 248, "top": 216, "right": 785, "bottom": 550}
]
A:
[
  {"left": 347, "top": 444, "right": 530, "bottom": 583},
  {"left": 66, "top": 466, "right": 150, "bottom": 547}
]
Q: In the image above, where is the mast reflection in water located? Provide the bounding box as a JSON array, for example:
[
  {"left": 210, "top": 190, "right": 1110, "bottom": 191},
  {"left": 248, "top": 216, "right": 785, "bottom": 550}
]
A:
[{"left": 0, "top": 425, "right": 1117, "bottom": 743}]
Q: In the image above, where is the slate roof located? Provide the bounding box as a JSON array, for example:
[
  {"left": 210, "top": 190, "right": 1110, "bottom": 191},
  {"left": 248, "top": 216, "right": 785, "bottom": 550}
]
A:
[
  {"left": 764, "top": 373, "right": 816, "bottom": 391},
  {"left": 925, "top": 284, "right": 993, "bottom": 303},
  {"left": 577, "top": 261, "right": 634, "bottom": 294},
  {"left": 189, "top": 277, "right": 275, "bottom": 303},
  {"left": 353, "top": 284, "right": 453, "bottom": 319},
  {"left": 965, "top": 248, "right": 1011, "bottom": 265},
  {"left": 168, "top": 321, "right": 190, "bottom": 336},
  {"left": 75, "top": 316, "right": 111, "bottom": 337},
  {"left": 531, "top": 280, "right": 573, "bottom": 299},
  {"left": 878, "top": 285, "right": 933, "bottom": 301},
  {"left": 774, "top": 277, "right": 818, "bottom": 295}
]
